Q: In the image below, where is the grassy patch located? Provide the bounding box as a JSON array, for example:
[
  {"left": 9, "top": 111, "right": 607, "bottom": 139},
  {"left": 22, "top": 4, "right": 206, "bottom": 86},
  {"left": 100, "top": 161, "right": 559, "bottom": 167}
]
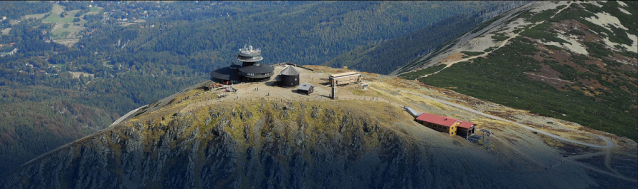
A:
[
  {"left": 520, "top": 22, "right": 567, "bottom": 44},
  {"left": 43, "top": 14, "right": 77, "bottom": 24},
  {"left": 491, "top": 32, "right": 508, "bottom": 42},
  {"left": 519, "top": 7, "right": 560, "bottom": 23},
  {"left": 40, "top": 5, "right": 87, "bottom": 42},
  {"left": 545, "top": 60, "right": 576, "bottom": 81},
  {"left": 50, "top": 22, "right": 85, "bottom": 39},
  {"left": 89, "top": 7, "right": 100, "bottom": 12},
  {"left": 529, "top": 8, "right": 559, "bottom": 23},
  {"left": 60, "top": 31, "right": 70, "bottom": 38},
  {"left": 568, "top": 29, "right": 585, "bottom": 36},
  {"left": 42, "top": 13, "right": 62, "bottom": 23},
  {"left": 583, "top": 42, "right": 612, "bottom": 59},
  {"left": 545, "top": 44, "right": 562, "bottom": 51},
  {"left": 618, "top": 50, "right": 638, "bottom": 59}
]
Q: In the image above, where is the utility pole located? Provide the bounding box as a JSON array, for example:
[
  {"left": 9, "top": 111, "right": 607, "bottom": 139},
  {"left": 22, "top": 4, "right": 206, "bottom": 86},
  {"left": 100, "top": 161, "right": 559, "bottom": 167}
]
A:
[
  {"left": 480, "top": 128, "right": 493, "bottom": 150},
  {"left": 331, "top": 79, "right": 337, "bottom": 100}
]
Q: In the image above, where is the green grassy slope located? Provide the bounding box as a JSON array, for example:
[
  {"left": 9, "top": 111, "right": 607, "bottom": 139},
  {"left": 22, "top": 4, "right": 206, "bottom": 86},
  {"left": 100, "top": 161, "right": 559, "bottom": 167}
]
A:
[{"left": 403, "top": 1, "right": 638, "bottom": 141}]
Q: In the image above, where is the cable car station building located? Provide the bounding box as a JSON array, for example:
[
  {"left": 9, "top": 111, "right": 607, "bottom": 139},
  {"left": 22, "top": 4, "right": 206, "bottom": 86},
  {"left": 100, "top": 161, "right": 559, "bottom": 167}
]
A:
[{"left": 415, "top": 113, "right": 476, "bottom": 138}]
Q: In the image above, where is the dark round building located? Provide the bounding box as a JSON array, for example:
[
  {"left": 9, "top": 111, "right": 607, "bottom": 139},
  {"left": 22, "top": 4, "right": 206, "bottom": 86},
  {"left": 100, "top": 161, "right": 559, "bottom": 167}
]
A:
[
  {"left": 279, "top": 66, "right": 300, "bottom": 87},
  {"left": 238, "top": 62, "right": 274, "bottom": 82},
  {"left": 210, "top": 45, "right": 274, "bottom": 84},
  {"left": 236, "top": 45, "right": 273, "bottom": 81},
  {"left": 210, "top": 63, "right": 241, "bottom": 85}
]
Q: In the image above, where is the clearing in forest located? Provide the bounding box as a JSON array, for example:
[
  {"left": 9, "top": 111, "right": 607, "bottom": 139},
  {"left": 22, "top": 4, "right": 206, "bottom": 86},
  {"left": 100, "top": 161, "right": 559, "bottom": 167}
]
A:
[{"left": 40, "top": 4, "right": 97, "bottom": 47}]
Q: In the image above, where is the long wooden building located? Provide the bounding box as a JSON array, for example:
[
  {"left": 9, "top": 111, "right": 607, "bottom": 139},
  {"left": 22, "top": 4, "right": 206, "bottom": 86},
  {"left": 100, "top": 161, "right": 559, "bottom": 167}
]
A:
[
  {"left": 416, "top": 113, "right": 459, "bottom": 136},
  {"left": 415, "top": 113, "right": 476, "bottom": 138},
  {"left": 329, "top": 72, "right": 361, "bottom": 86}
]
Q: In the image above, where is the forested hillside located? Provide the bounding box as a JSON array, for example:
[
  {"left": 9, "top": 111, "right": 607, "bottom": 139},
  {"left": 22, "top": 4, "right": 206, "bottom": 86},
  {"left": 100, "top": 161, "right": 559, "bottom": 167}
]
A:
[
  {"left": 0, "top": 2, "right": 51, "bottom": 20},
  {"left": 0, "top": 1, "right": 510, "bottom": 175},
  {"left": 78, "top": 1, "right": 512, "bottom": 72},
  {"left": 323, "top": 2, "right": 529, "bottom": 74}
]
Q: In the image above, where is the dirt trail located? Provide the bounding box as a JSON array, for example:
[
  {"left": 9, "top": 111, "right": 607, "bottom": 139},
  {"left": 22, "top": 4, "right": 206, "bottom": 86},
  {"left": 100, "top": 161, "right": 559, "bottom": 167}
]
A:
[
  {"left": 109, "top": 105, "right": 148, "bottom": 127},
  {"left": 564, "top": 155, "right": 637, "bottom": 182},
  {"left": 565, "top": 152, "right": 605, "bottom": 160},
  {"left": 604, "top": 149, "right": 623, "bottom": 176},
  {"left": 524, "top": 73, "right": 575, "bottom": 84}
]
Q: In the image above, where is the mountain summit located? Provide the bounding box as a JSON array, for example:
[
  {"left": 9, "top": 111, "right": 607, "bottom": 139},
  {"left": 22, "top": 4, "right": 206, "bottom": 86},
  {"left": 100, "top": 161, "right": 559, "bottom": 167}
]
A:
[{"left": 1, "top": 65, "right": 635, "bottom": 188}]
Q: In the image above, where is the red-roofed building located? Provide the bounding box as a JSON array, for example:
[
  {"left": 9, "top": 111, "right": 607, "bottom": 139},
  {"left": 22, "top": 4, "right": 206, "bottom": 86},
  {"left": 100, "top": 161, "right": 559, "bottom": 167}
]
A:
[
  {"left": 415, "top": 113, "right": 476, "bottom": 138},
  {"left": 457, "top": 121, "right": 477, "bottom": 139},
  {"left": 415, "top": 113, "right": 459, "bottom": 136}
]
